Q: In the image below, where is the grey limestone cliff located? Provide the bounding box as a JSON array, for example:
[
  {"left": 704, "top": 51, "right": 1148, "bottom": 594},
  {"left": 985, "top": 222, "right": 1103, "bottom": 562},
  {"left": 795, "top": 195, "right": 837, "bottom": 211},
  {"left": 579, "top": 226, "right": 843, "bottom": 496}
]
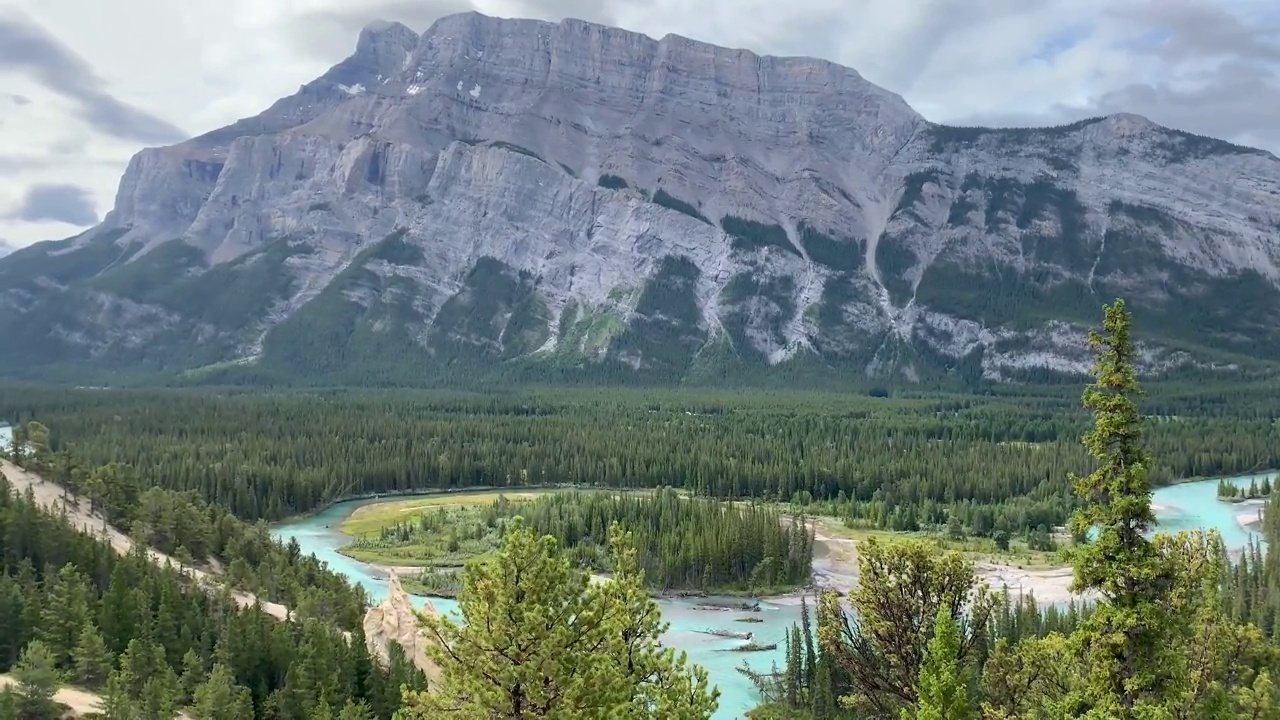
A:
[{"left": 2, "top": 11, "right": 1278, "bottom": 385}]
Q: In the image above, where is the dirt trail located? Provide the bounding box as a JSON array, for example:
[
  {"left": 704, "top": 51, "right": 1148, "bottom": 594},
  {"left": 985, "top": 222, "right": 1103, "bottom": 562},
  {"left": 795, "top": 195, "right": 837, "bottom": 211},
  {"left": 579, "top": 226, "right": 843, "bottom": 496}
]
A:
[
  {"left": 1, "top": 458, "right": 292, "bottom": 621},
  {"left": 1, "top": 461, "right": 450, "bottom": 673},
  {"left": 0, "top": 673, "right": 195, "bottom": 718},
  {"left": 0, "top": 674, "right": 104, "bottom": 716}
]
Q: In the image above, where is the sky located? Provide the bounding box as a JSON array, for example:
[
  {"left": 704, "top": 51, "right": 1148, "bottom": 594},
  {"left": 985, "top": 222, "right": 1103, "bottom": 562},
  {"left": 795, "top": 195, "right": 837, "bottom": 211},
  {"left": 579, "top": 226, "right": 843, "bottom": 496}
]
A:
[{"left": 0, "top": 0, "right": 1277, "bottom": 249}]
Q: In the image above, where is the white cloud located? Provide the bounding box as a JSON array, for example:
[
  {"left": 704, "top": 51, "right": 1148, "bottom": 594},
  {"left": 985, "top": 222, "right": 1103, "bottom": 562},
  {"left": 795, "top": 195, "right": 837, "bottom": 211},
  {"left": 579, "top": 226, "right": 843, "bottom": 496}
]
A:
[{"left": 0, "top": 0, "right": 1275, "bottom": 249}]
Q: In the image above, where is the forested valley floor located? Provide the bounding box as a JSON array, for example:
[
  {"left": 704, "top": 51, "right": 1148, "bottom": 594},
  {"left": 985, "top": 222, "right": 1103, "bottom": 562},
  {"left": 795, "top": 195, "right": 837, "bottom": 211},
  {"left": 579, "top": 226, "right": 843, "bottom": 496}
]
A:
[
  {"left": 2, "top": 377, "right": 1279, "bottom": 542},
  {"left": 4, "top": 302, "right": 1280, "bottom": 717}
]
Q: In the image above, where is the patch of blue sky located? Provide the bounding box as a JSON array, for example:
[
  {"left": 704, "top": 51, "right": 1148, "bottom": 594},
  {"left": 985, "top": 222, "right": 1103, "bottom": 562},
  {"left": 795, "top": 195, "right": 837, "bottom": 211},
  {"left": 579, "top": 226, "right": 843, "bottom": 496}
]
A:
[{"left": 1029, "top": 24, "right": 1094, "bottom": 63}]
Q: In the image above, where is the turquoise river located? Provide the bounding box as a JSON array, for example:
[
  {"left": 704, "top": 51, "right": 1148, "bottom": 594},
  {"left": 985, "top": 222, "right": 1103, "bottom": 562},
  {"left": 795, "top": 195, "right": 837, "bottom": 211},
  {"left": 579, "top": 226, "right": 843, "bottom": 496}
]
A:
[{"left": 271, "top": 472, "right": 1272, "bottom": 720}]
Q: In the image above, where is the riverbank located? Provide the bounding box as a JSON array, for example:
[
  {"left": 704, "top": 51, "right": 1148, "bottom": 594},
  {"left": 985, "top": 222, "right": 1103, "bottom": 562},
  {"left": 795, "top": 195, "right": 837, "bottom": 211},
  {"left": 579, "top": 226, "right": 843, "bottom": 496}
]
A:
[
  {"left": 271, "top": 472, "right": 1276, "bottom": 720},
  {"left": 335, "top": 490, "right": 1082, "bottom": 606},
  {"left": 312, "top": 472, "right": 1277, "bottom": 610},
  {"left": 1235, "top": 499, "right": 1266, "bottom": 532},
  {"left": 785, "top": 516, "right": 1086, "bottom": 606},
  {"left": 338, "top": 488, "right": 812, "bottom": 601}
]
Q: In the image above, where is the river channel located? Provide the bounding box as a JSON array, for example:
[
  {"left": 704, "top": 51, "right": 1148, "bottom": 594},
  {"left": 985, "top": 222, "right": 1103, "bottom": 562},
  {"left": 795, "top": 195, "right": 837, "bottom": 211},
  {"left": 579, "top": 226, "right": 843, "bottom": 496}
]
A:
[{"left": 271, "top": 472, "right": 1272, "bottom": 720}]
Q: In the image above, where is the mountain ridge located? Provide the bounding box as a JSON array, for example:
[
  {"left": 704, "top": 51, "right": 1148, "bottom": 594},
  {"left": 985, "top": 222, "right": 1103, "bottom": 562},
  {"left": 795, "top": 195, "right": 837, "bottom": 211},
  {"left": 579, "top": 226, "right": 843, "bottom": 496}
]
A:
[{"left": 2, "top": 11, "right": 1279, "bottom": 387}]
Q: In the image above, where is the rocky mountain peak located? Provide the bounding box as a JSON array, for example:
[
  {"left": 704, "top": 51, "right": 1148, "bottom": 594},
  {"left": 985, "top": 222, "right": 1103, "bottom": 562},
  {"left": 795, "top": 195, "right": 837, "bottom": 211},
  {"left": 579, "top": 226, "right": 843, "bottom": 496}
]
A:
[
  {"left": 2, "top": 11, "right": 1279, "bottom": 387},
  {"left": 353, "top": 20, "right": 420, "bottom": 75},
  {"left": 1101, "top": 112, "right": 1157, "bottom": 133}
]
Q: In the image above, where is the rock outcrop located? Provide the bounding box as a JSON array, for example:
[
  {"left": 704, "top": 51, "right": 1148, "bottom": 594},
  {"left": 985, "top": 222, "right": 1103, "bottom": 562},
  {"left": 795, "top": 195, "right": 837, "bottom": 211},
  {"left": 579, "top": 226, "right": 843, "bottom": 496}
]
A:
[
  {"left": 2, "top": 11, "right": 1279, "bottom": 385},
  {"left": 363, "top": 573, "right": 442, "bottom": 684}
]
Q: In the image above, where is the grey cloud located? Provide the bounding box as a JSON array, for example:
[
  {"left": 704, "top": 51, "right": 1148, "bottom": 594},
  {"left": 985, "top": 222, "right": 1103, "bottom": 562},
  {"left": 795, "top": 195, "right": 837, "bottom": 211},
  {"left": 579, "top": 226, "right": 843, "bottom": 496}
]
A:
[
  {"left": 949, "top": 1, "right": 1280, "bottom": 154},
  {"left": 48, "top": 136, "right": 89, "bottom": 156},
  {"left": 0, "top": 154, "right": 121, "bottom": 174},
  {"left": 8, "top": 183, "right": 99, "bottom": 226},
  {"left": 1092, "top": 73, "right": 1280, "bottom": 153},
  {"left": 288, "top": 0, "right": 477, "bottom": 60},
  {"left": 8, "top": 94, "right": 29, "bottom": 106},
  {"left": 1086, "top": 2, "right": 1279, "bottom": 152},
  {"left": 0, "top": 9, "right": 187, "bottom": 144},
  {"left": 1110, "top": 0, "right": 1280, "bottom": 62}
]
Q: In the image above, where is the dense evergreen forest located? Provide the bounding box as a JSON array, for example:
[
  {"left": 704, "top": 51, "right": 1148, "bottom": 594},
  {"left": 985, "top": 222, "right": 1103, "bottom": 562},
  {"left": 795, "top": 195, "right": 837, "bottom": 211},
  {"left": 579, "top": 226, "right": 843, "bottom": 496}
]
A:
[
  {"left": 2, "top": 379, "right": 1278, "bottom": 538},
  {"left": 5, "top": 422, "right": 369, "bottom": 631},
  {"left": 520, "top": 490, "right": 813, "bottom": 592},
  {"left": 359, "top": 490, "right": 813, "bottom": 594},
  {"left": 0, "top": 469, "right": 425, "bottom": 719}
]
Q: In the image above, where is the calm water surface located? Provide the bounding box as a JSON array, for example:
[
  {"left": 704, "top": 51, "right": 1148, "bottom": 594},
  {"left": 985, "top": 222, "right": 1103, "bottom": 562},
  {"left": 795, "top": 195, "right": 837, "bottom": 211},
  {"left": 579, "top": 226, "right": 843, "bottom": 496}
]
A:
[{"left": 271, "top": 473, "right": 1269, "bottom": 719}]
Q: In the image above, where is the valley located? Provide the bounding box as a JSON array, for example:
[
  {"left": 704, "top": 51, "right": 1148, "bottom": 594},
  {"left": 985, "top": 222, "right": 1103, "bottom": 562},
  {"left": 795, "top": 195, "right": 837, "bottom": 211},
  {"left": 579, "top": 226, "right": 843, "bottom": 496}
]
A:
[
  {"left": 1, "top": 7, "right": 1279, "bottom": 720},
  {"left": 4, "top": 369, "right": 1278, "bottom": 717}
]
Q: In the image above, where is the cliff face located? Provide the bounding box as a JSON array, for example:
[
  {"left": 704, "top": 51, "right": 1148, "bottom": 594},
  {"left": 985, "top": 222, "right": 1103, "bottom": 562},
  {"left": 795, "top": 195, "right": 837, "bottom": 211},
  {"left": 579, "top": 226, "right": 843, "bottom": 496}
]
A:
[{"left": 2, "top": 11, "right": 1278, "bottom": 385}]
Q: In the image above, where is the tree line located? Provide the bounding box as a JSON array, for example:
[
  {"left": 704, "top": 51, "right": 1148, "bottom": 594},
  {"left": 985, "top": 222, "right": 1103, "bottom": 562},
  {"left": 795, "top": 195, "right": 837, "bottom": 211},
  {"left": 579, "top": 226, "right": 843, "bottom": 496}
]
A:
[
  {"left": 357, "top": 489, "right": 813, "bottom": 594},
  {"left": 3, "top": 377, "right": 1279, "bottom": 539},
  {"left": 513, "top": 489, "right": 813, "bottom": 592}
]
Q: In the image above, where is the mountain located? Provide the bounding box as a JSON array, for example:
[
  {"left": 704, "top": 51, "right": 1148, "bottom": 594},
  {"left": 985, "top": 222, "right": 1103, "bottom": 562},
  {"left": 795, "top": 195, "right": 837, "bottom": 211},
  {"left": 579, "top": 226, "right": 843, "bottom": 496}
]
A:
[
  {"left": 2, "top": 12, "right": 1279, "bottom": 387},
  {"left": 0, "top": 241, "right": 14, "bottom": 258}
]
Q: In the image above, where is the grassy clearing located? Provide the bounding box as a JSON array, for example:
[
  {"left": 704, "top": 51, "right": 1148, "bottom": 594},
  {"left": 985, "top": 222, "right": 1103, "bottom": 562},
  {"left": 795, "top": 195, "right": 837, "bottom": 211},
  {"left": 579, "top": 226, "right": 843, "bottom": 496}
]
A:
[
  {"left": 340, "top": 490, "right": 555, "bottom": 536},
  {"left": 339, "top": 501, "right": 507, "bottom": 569}
]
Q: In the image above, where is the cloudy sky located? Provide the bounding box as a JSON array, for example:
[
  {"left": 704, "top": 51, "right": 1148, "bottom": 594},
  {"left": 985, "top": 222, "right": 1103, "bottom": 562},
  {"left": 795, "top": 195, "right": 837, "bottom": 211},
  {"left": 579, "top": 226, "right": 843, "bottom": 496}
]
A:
[{"left": 1, "top": 0, "right": 1277, "bottom": 249}]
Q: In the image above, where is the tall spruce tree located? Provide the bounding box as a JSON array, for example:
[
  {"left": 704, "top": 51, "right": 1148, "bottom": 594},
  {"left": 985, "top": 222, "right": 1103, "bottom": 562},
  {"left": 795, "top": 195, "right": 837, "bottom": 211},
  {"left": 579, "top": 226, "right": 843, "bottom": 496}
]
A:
[
  {"left": 1066, "top": 300, "right": 1174, "bottom": 716},
  {"left": 70, "top": 622, "right": 112, "bottom": 690}
]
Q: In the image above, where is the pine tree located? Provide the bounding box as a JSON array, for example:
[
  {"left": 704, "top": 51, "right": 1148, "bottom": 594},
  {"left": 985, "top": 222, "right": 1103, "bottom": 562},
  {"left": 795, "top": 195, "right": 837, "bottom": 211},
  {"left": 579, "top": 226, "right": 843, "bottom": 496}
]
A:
[
  {"left": 784, "top": 627, "right": 800, "bottom": 707},
  {"left": 139, "top": 674, "right": 179, "bottom": 720},
  {"left": 811, "top": 652, "right": 836, "bottom": 719},
  {"left": 398, "top": 519, "right": 718, "bottom": 719},
  {"left": 1066, "top": 300, "right": 1175, "bottom": 716},
  {"left": 8, "top": 423, "right": 27, "bottom": 466},
  {"left": 70, "top": 622, "right": 112, "bottom": 689},
  {"left": 911, "top": 608, "right": 975, "bottom": 720},
  {"left": 337, "top": 700, "right": 375, "bottom": 720},
  {"left": 189, "top": 664, "right": 246, "bottom": 720},
  {"left": 177, "top": 649, "right": 204, "bottom": 706},
  {"left": 0, "top": 578, "right": 30, "bottom": 669},
  {"left": 1235, "top": 670, "right": 1280, "bottom": 717},
  {"left": 817, "top": 539, "right": 991, "bottom": 717},
  {"left": 11, "top": 640, "right": 60, "bottom": 720},
  {"left": 99, "top": 562, "right": 142, "bottom": 655},
  {"left": 98, "top": 667, "right": 138, "bottom": 720},
  {"left": 37, "top": 564, "right": 92, "bottom": 668},
  {"left": 22, "top": 422, "right": 51, "bottom": 477},
  {"left": 800, "top": 597, "right": 816, "bottom": 699}
]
